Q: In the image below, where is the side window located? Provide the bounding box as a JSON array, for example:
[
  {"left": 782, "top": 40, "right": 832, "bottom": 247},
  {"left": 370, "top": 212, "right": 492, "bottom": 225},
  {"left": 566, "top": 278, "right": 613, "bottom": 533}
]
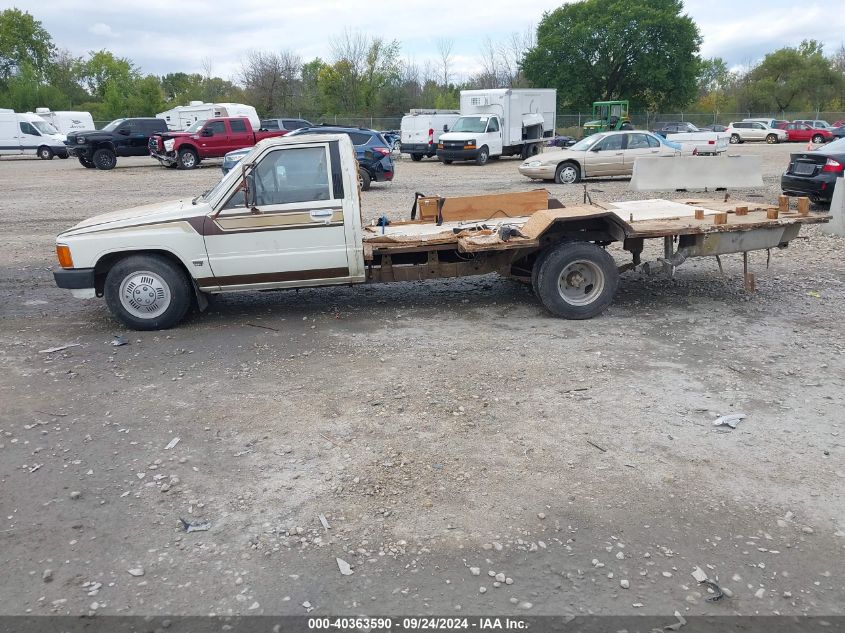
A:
[
  {"left": 19, "top": 122, "right": 39, "bottom": 135},
  {"left": 753, "top": 123, "right": 764, "bottom": 130},
  {"left": 284, "top": 120, "right": 307, "bottom": 130},
  {"left": 207, "top": 121, "right": 226, "bottom": 136},
  {"left": 262, "top": 120, "right": 279, "bottom": 130},
  {"left": 348, "top": 132, "right": 370, "bottom": 145},
  {"left": 627, "top": 133, "right": 650, "bottom": 149},
  {"left": 126, "top": 120, "right": 139, "bottom": 134},
  {"left": 487, "top": 117, "right": 500, "bottom": 132},
  {"left": 596, "top": 134, "right": 624, "bottom": 151},
  {"left": 646, "top": 134, "right": 661, "bottom": 148},
  {"left": 252, "top": 146, "right": 331, "bottom": 206},
  {"left": 230, "top": 119, "right": 247, "bottom": 133}
]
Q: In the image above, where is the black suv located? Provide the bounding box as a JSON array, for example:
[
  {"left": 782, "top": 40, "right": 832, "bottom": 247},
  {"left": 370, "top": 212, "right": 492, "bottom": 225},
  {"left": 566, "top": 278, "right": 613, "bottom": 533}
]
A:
[
  {"left": 65, "top": 118, "right": 168, "bottom": 170},
  {"left": 286, "top": 125, "right": 394, "bottom": 190},
  {"left": 260, "top": 118, "right": 312, "bottom": 132}
]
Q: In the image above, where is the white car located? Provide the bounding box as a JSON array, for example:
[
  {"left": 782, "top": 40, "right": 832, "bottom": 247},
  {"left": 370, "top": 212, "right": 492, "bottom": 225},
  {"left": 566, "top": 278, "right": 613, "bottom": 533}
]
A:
[
  {"left": 726, "top": 121, "right": 787, "bottom": 144},
  {"left": 518, "top": 130, "right": 682, "bottom": 184}
]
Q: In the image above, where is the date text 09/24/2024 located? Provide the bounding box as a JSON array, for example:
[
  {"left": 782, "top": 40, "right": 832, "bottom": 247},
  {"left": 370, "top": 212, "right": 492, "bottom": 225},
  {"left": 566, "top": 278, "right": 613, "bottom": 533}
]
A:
[{"left": 307, "top": 617, "right": 529, "bottom": 630}]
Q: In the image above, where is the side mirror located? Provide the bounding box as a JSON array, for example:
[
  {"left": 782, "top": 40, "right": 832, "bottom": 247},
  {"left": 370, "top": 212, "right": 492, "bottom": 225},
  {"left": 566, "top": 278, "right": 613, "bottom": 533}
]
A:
[
  {"left": 201, "top": 128, "right": 213, "bottom": 137},
  {"left": 590, "top": 145, "right": 602, "bottom": 152},
  {"left": 443, "top": 125, "right": 449, "bottom": 132}
]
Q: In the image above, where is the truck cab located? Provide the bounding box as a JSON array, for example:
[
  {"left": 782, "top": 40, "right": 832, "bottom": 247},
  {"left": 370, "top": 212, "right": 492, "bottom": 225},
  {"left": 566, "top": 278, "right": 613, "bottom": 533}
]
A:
[
  {"left": 436, "top": 114, "right": 503, "bottom": 165},
  {"left": 583, "top": 101, "right": 632, "bottom": 135}
]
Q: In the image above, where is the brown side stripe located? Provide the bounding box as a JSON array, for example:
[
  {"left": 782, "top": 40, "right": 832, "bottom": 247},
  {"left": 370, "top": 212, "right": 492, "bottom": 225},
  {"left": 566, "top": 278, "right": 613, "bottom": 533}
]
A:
[{"left": 196, "top": 267, "right": 349, "bottom": 287}]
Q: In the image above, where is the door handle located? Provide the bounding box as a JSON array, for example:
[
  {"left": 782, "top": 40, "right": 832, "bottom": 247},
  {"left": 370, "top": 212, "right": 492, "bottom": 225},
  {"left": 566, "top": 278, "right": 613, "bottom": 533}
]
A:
[
  {"left": 310, "top": 209, "right": 333, "bottom": 221},
  {"left": 614, "top": 152, "right": 623, "bottom": 155}
]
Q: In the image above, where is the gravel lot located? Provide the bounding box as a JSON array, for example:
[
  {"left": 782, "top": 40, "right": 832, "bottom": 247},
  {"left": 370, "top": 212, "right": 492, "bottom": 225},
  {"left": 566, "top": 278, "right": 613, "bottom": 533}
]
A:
[{"left": 1, "top": 143, "right": 844, "bottom": 620}]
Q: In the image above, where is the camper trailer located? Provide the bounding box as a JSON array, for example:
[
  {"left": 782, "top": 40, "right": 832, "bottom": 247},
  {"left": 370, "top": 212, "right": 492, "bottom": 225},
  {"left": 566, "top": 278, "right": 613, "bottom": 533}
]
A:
[
  {"left": 156, "top": 102, "right": 260, "bottom": 131},
  {"left": 34, "top": 108, "right": 95, "bottom": 135}
]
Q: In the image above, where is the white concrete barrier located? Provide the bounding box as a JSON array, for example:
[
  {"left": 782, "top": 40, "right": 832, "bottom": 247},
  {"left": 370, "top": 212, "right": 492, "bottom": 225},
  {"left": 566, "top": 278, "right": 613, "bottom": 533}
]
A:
[
  {"left": 820, "top": 177, "right": 845, "bottom": 237},
  {"left": 631, "top": 155, "right": 763, "bottom": 191}
]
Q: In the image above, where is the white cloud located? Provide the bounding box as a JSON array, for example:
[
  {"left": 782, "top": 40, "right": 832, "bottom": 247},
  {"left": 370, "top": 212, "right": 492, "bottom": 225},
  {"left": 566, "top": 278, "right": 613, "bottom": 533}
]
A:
[{"left": 87, "top": 23, "right": 116, "bottom": 38}]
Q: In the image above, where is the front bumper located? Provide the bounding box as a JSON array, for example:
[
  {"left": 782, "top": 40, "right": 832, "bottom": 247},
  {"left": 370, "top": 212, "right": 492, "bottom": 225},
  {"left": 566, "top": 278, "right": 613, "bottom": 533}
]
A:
[
  {"left": 436, "top": 148, "right": 478, "bottom": 161},
  {"left": 54, "top": 268, "right": 95, "bottom": 290},
  {"left": 65, "top": 145, "right": 91, "bottom": 159},
  {"left": 150, "top": 149, "right": 178, "bottom": 166},
  {"left": 781, "top": 173, "right": 838, "bottom": 202},
  {"left": 518, "top": 164, "right": 556, "bottom": 180}
]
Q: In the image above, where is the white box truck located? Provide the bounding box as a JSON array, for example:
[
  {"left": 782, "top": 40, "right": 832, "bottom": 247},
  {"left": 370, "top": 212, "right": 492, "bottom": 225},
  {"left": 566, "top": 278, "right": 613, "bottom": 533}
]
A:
[
  {"left": 33, "top": 108, "right": 95, "bottom": 134},
  {"left": 399, "top": 109, "right": 460, "bottom": 161},
  {"left": 436, "top": 89, "right": 556, "bottom": 165},
  {"left": 0, "top": 109, "right": 68, "bottom": 159},
  {"left": 156, "top": 102, "right": 260, "bottom": 131}
]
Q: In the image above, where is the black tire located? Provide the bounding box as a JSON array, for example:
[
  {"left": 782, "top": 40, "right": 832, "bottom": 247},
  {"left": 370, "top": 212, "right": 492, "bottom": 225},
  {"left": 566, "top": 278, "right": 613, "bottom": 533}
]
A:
[
  {"left": 58, "top": 153, "right": 68, "bottom": 159},
  {"left": 530, "top": 247, "right": 556, "bottom": 296},
  {"left": 475, "top": 146, "right": 489, "bottom": 166},
  {"left": 411, "top": 154, "right": 423, "bottom": 162},
  {"left": 766, "top": 134, "right": 778, "bottom": 144},
  {"left": 104, "top": 254, "right": 192, "bottom": 331},
  {"left": 358, "top": 168, "right": 371, "bottom": 191},
  {"left": 811, "top": 134, "right": 824, "bottom": 144},
  {"left": 442, "top": 159, "right": 453, "bottom": 165},
  {"left": 554, "top": 161, "right": 581, "bottom": 184},
  {"left": 620, "top": 122, "right": 633, "bottom": 131},
  {"left": 93, "top": 148, "right": 116, "bottom": 170},
  {"left": 38, "top": 146, "right": 54, "bottom": 160},
  {"left": 78, "top": 157, "right": 96, "bottom": 169},
  {"left": 177, "top": 148, "right": 199, "bottom": 170},
  {"left": 534, "top": 241, "right": 618, "bottom": 319},
  {"left": 729, "top": 134, "right": 740, "bottom": 144}
]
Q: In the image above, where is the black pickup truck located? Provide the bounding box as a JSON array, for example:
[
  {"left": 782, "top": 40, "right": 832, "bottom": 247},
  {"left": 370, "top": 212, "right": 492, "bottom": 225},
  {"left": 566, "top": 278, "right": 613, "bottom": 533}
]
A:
[{"left": 65, "top": 118, "right": 168, "bottom": 170}]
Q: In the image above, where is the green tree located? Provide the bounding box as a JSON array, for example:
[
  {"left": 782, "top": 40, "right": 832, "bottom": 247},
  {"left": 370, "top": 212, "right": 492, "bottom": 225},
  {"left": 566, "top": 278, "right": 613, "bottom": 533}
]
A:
[
  {"left": 522, "top": 0, "right": 702, "bottom": 111},
  {"left": 0, "top": 8, "right": 55, "bottom": 82},
  {"left": 81, "top": 50, "right": 138, "bottom": 99}
]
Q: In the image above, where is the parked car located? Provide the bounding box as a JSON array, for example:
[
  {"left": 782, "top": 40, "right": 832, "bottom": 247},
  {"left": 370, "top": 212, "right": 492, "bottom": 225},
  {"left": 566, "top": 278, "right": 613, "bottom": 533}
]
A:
[
  {"left": 65, "top": 117, "right": 168, "bottom": 169},
  {"left": 699, "top": 123, "right": 728, "bottom": 132},
  {"left": 518, "top": 130, "right": 680, "bottom": 184},
  {"left": 742, "top": 117, "right": 780, "bottom": 128},
  {"left": 286, "top": 125, "right": 394, "bottom": 190},
  {"left": 774, "top": 120, "right": 790, "bottom": 129},
  {"left": 793, "top": 119, "right": 831, "bottom": 129},
  {"left": 651, "top": 121, "right": 700, "bottom": 137},
  {"left": 149, "top": 117, "right": 286, "bottom": 169},
  {"left": 0, "top": 110, "right": 68, "bottom": 160},
  {"left": 545, "top": 135, "right": 577, "bottom": 148},
  {"left": 781, "top": 137, "right": 845, "bottom": 204},
  {"left": 725, "top": 121, "right": 787, "bottom": 144},
  {"left": 783, "top": 122, "right": 834, "bottom": 144},
  {"left": 260, "top": 118, "right": 312, "bottom": 132},
  {"left": 831, "top": 126, "right": 845, "bottom": 139}
]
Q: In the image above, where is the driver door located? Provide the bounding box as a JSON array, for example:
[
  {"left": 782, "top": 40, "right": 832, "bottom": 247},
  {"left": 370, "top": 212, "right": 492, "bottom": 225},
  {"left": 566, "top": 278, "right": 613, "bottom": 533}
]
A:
[
  {"left": 487, "top": 116, "right": 503, "bottom": 155},
  {"left": 584, "top": 134, "right": 625, "bottom": 176},
  {"left": 202, "top": 142, "right": 351, "bottom": 288}
]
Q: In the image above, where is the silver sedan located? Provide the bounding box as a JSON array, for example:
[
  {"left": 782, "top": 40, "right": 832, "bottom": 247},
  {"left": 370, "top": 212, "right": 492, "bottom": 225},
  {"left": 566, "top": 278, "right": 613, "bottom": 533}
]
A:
[{"left": 519, "top": 130, "right": 681, "bottom": 184}]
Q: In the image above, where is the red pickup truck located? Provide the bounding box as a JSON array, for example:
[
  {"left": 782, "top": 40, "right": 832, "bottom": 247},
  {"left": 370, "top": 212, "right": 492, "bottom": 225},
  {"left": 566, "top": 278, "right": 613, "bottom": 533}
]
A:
[{"left": 149, "top": 117, "right": 286, "bottom": 169}]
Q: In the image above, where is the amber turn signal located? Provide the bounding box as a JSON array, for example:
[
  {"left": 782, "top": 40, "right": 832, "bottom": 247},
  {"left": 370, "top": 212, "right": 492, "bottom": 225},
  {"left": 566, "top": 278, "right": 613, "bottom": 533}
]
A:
[{"left": 56, "top": 244, "right": 73, "bottom": 268}]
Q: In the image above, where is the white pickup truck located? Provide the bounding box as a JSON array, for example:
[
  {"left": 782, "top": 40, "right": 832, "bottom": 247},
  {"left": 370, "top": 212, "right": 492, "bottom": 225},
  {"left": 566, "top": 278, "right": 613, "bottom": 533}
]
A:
[{"left": 53, "top": 134, "right": 827, "bottom": 330}]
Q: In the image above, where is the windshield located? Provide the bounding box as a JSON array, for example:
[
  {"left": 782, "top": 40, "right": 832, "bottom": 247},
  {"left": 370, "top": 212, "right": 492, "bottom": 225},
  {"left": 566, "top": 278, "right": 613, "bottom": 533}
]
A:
[
  {"left": 451, "top": 117, "right": 490, "bottom": 133},
  {"left": 31, "top": 120, "right": 59, "bottom": 135},
  {"left": 185, "top": 120, "right": 206, "bottom": 133},
  {"left": 821, "top": 138, "right": 845, "bottom": 152},
  {"left": 102, "top": 118, "right": 126, "bottom": 131},
  {"left": 569, "top": 133, "right": 606, "bottom": 151}
]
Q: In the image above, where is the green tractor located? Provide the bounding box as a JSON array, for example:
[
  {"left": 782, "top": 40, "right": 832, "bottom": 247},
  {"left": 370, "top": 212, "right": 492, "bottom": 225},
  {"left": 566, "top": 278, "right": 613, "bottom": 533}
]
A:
[{"left": 583, "top": 100, "right": 633, "bottom": 136}]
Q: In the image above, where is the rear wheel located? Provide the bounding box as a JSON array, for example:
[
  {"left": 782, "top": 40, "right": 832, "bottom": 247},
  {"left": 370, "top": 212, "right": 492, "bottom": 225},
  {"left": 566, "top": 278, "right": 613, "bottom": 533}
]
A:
[
  {"left": 104, "top": 254, "right": 192, "bottom": 330},
  {"left": 38, "top": 146, "right": 54, "bottom": 160},
  {"left": 93, "top": 148, "right": 116, "bottom": 170},
  {"left": 729, "top": 134, "right": 740, "bottom": 144},
  {"left": 766, "top": 134, "right": 778, "bottom": 144},
  {"left": 78, "top": 157, "right": 96, "bottom": 169},
  {"left": 475, "top": 146, "right": 489, "bottom": 166},
  {"left": 534, "top": 241, "right": 618, "bottom": 319},
  {"left": 358, "top": 168, "right": 371, "bottom": 191},
  {"left": 811, "top": 134, "right": 824, "bottom": 144},
  {"left": 442, "top": 159, "right": 453, "bottom": 165},
  {"left": 554, "top": 162, "right": 581, "bottom": 184},
  {"left": 177, "top": 148, "right": 199, "bottom": 170},
  {"left": 411, "top": 154, "right": 423, "bottom": 162}
]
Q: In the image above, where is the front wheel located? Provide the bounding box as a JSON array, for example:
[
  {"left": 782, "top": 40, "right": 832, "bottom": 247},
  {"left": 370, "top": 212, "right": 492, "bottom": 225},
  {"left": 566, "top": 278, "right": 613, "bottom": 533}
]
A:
[
  {"left": 729, "top": 134, "right": 740, "bottom": 144},
  {"left": 811, "top": 134, "right": 824, "bottom": 144},
  {"left": 177, "top": 148, "right": 199, "bottom": 170},
  {"left": 104, "top": 254, "right": 192, "bottom": 330},
  {"left": 411, "top": 154, "right": 423, "bottom": 162},
  {"left": 78, "top": 156, "right": 96, "bottom": 169},
  {"left": 475, "top": 146, "right": 489, "bottom": 166},
  {"left": 38, "top": 146, "right": 54, "bottom": 160},
  {"left": 442, "top": 159, "right": 453, "bottom": 165},
  {"left": 554, "top": 162, "right": 581, "bottom": 184},
  {"left": 534, "top": 241, "right": 619, "bottom": 319},
  {"left": 93, "top": 148, "right": 116, "bottom": 170},
  {"left": 766, "top": 134, "right": 778, "bottom": 144}
]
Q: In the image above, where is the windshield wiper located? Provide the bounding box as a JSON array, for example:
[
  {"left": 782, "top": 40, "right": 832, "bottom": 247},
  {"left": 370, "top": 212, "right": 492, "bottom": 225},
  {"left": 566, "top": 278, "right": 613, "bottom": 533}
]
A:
[{"left": 192, "top": 189, "right": 212, "bottom": 205}]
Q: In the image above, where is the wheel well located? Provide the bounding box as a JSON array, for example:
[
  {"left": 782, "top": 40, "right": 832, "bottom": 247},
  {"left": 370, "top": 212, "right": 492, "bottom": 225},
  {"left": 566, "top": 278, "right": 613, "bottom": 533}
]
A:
[
  {"left": 557, "top": 160, "right": 580, "bottom": 172},
  {"left": 93, "top": 250, "right": 193, "bottom": 297},
  {"left": 178, "top": 144, "right": 198, "bottom": 155}
]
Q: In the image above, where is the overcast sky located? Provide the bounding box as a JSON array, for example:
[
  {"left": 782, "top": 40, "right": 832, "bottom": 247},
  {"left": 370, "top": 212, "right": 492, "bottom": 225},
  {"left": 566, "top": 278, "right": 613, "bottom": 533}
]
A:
[{"left": 12, "top": 0, "right": 845, "bottom": 81}]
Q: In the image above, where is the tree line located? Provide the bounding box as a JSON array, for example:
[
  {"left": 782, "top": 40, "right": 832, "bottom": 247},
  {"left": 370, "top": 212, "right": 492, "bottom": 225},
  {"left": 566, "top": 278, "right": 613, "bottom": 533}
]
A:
[{"left": 1, "top": 2, "right": 843, "bottom": 126}]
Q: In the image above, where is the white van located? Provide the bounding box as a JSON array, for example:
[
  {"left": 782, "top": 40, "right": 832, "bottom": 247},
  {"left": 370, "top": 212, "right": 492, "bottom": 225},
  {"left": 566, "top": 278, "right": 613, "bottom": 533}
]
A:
[
  {"left": 0, "top": 110, "right": 68, "bottom": 159},
  {"left": 156, "top": 102, "right": 260, "bottom": 131},
  {"left": 34, "top": 108, "right": 95, "bottom": 135},
  {"left": 400, "top": 109, "right": 460, "bottom": 161}
]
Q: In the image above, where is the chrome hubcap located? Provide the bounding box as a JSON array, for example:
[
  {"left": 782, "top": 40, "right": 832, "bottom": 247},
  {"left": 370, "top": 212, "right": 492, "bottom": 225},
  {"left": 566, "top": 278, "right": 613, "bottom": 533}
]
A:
[
  {"left": 119, "top": 271, "right": 171, "bottom": 319},
  {"left": 558, "top": 260, "right": 604, "bottom": 305},
  {"left": 182, "top": 153, "right": 195, "bottom": 167},
  {"left": 559, "top": 166, "right": 577, "bottom": 184}
]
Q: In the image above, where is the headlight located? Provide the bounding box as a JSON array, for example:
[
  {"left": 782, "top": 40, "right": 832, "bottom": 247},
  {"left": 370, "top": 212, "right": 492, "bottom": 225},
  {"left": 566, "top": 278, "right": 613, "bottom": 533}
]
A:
[
  {"left": 163, "top": 139, "right": 175, "bottom": 151},
  {"left": 528, "top": 160, "right": 542, "bottom": 167},
  {"left": 76, "top": 136, "right": 85, "bottom": 144}
]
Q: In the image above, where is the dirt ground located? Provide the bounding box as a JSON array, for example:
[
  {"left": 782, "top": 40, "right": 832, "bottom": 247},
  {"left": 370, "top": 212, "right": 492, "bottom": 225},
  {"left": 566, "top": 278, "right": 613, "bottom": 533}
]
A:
[{"left": 1, "top": 143, "right": 844, "bottom": 620}]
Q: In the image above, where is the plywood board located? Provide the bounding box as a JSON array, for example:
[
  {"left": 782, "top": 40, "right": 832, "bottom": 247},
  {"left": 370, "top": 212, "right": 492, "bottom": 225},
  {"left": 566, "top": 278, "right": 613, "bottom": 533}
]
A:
[
  {"left": 607, "top": 199, "right": 704, "bottom": 222},
  {"left": 438, "top": 190, "right": 549, "bottom": 222}
]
